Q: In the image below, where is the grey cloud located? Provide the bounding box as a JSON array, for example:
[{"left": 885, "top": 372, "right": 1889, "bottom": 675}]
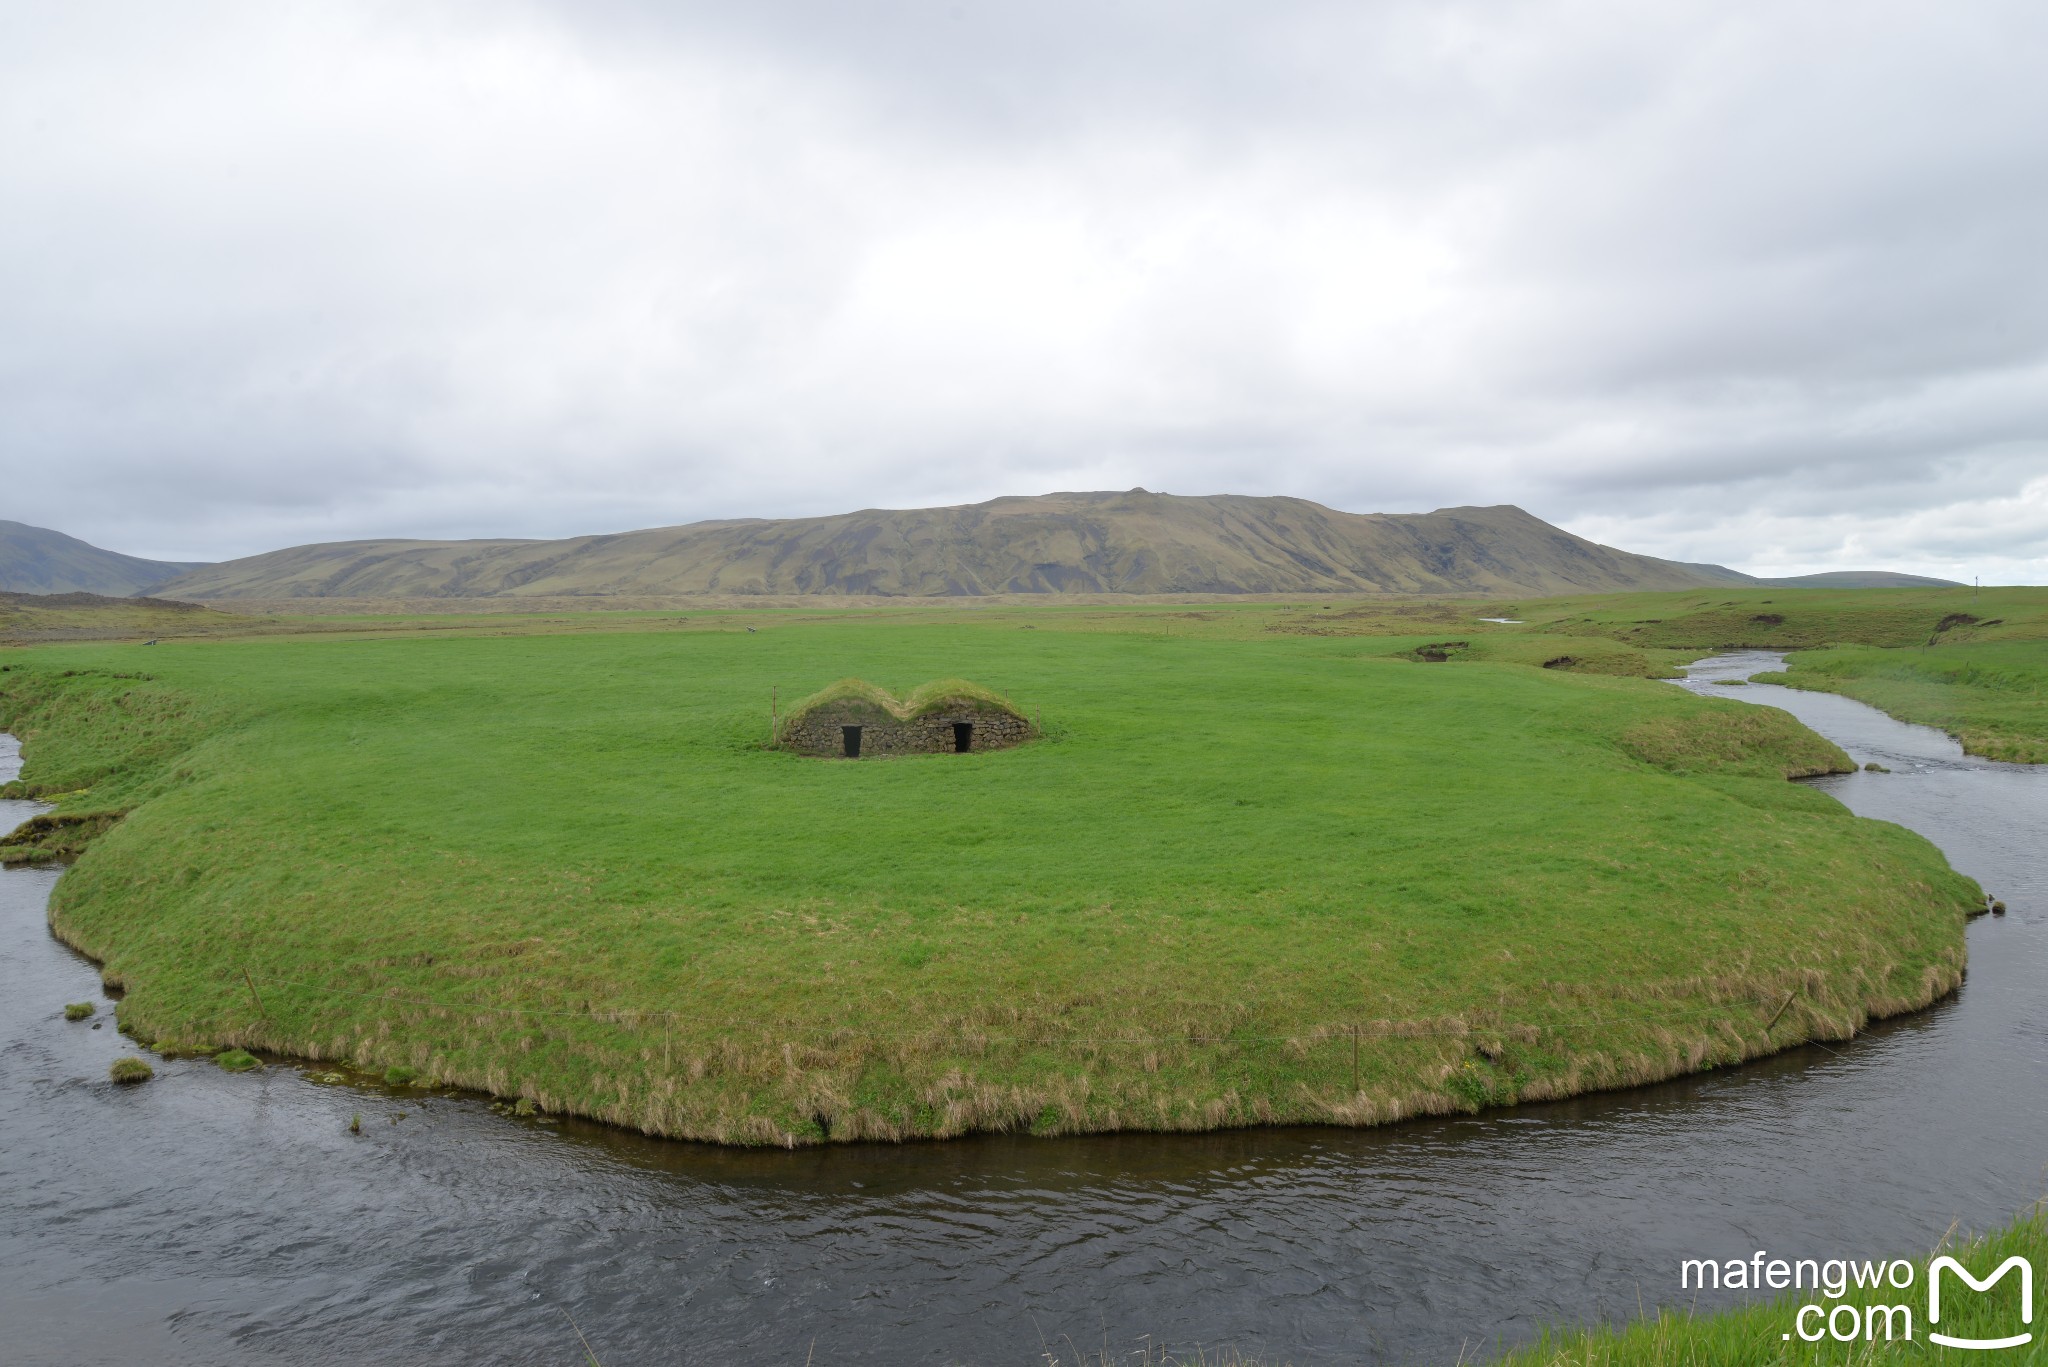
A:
[{"left": 0, "top": 0, "right": 2043, "bottom": 578}]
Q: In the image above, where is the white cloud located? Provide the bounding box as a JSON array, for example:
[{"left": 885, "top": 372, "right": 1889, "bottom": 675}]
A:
[{"left": 1, "top": 0, "right": 2043, "bottom": 580}]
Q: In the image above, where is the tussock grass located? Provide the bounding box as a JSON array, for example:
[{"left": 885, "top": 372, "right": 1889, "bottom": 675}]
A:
[
  {"left": 1, "top": 612, "right": 1982, "bottom": 1145},
  {"left": 108, "top": 1056, "right": 153, "bottom": 1084},
  {"left": 63, "top": 1001, "right": 95, "bottom": 1020},
  {"left": 215, "top": 1048, "right": 259, "bottom": 1072},
  {"left": 0, "top": 809, "right": 126, "bottom": 865}
]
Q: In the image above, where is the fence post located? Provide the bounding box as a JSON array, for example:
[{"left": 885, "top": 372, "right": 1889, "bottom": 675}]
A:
[{"left": 1765, "top": 990, "right": 1798, "bottom": 1032}]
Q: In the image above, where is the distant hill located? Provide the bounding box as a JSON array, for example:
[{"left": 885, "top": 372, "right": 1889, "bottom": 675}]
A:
[
  {"left": 0, "top": 520, "right": 211, "bottom": 596},
  {"left": 152, "top": 493, "right": 1736, "bottom": 599},
  {"left": 14, "top": 499, "right": 1962, "bottom": 602},
  {"left": 1671, "top": 561, "right": 1961, "bottom": 589},
  {"left": 1759, "top": 570, "right": 1962, "bottom": 589}
]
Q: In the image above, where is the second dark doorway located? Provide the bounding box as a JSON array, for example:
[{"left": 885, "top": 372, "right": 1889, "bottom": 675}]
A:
[
  {"left": 842, "top": 725, "right": 863, "bottom": 758},
  {"left": 952, "top": 722, "right": 973, "bottom": 753}
]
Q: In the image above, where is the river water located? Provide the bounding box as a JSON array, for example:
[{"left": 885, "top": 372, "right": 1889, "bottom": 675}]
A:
[{"left": 1, "top": 653, "right": 2042, "bottom": 1365}]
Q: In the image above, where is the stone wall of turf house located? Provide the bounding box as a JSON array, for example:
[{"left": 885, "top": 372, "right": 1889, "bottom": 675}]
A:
[{"left": 779, "top": 706, "right": 1034, "bottom": 758}]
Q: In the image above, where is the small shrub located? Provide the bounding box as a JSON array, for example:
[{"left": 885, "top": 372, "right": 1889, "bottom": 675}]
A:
[
  {"left": 63, "top": 1002, "right": 96, "bottom": 1021},
  {"left": 215, "top": 1048, "right": 259, "bottom": 1072},
  {"left": 109, "top": 1056, "right": 154, "bottom": 1085},
  {"left": 1445, "top": 1059, "right": 1501, "bottom": 1111},
  {"left": 383, "top": 1065, "right": 419, "bottom": 1086}
]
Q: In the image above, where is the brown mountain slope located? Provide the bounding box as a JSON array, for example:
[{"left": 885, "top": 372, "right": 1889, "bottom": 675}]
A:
[{"left": 152, "top": 491, "right": 1725, "bottom": 599}]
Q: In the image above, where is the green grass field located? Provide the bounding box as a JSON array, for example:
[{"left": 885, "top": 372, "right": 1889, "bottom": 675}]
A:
[{"left": 0, "top": 603, "right": 1983, "bottom": 1144}]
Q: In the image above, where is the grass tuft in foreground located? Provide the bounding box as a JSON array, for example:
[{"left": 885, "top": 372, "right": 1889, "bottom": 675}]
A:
[
  {"left": 108, "top": 1056, "right": 153, "bottom": 1084},
  {"left": 63, "top": 1001, "right": 95, "bottom": 1021}
]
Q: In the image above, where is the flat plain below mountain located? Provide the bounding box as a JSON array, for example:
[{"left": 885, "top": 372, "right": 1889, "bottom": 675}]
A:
[{"left": 6, "top": 586, "right": 2031, "bottom": 1144}]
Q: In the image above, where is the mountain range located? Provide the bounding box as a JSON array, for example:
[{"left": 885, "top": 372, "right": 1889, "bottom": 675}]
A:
[{"left": 1, "top": 493, "right": 1961, "bottom": 599}]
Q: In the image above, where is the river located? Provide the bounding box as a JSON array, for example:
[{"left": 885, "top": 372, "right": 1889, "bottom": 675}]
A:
[{"left": 1, "top": 652, "right": 2042, "bottom": 1365}]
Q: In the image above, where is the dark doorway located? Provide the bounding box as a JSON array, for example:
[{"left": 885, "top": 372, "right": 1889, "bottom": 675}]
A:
[
  {"left": 842, "top": 725, "right": 862, "bottom": 758},
  {"left": 952, "top": 722, "right": 973, "bottom": 753}
]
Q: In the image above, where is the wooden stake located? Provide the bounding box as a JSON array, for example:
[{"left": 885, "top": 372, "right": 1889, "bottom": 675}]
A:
[
  {"left": 1765, "top": 990, "right": 1798, "bottom": 1032},
  {"left": 243, "top": 967, "right": 266, "bottom": 1016},
  {"left": 1351, "top": 1023, "right": 1361, "bottom": 1094}
]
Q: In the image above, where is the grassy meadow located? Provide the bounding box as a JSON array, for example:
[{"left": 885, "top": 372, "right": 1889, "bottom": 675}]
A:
[{"left": 0, "top": 599, "right": 1986, "bottom": 1144}]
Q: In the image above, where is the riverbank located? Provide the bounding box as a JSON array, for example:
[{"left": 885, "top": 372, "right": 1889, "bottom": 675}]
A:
[
  {"left": 1756, "top": 642, "right": 2048, "bottom": 764},
  {"left": 0, "top": 611, "right": 1982, "bottom": 1146}
]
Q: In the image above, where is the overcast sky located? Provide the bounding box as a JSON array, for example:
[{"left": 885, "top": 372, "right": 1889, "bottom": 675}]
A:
[{"left": 3, "top": 1, "right": 2044, "bottom": 579}]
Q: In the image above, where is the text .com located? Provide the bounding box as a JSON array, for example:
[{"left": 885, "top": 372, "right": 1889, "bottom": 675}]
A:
[{"left": 1681, "top": 1252, "right": 2034, "bottom": 1349}]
